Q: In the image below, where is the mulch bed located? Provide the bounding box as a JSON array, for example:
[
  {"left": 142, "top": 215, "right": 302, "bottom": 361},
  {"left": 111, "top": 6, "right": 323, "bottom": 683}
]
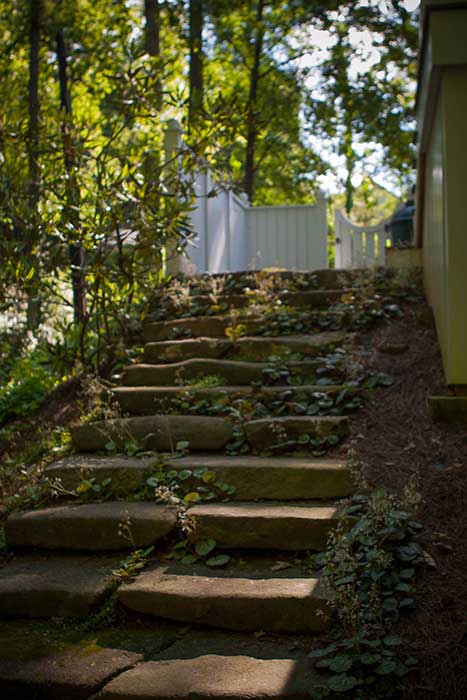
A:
[{"left": 339, "top": 299, "right": 467, "bottom": 699}]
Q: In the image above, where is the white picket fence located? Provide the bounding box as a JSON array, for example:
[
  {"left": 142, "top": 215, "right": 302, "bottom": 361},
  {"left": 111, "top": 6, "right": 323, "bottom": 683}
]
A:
[
  {"left": 334, "top": 208, "right": 392, "bottom": 268},
  {"left": 164, "top": 120, "right": 329, "bottom": 274}
]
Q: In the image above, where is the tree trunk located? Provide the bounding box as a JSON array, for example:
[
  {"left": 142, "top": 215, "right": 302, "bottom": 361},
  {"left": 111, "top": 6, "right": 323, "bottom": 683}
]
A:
[
  {"left": 26, "top": 0, "right": 42, "bottom": 330},
  {"left": 144, "top": 0, "right": 162, "bottom": 110},
  {"left": 343, "top": 121, "right": 354, "bottom": 215},
  {"left": 56, "top": 29, "right": 87, "bottom": 324},
  {"left": 244, "top": 0, "right": 265, "bottom": 203},
  {"left": 189, "top": 0, "right": 203, "bottom": 126},
  {"left": 28, "top": 0, "right": 40, "bottom": 204}
]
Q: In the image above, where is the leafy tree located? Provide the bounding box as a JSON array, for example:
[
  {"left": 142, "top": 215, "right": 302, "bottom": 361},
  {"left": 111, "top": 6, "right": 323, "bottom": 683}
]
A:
[
  {"left": 305, "top": 1, "right": 418, "bottom": 212},
  {"left": 0, "top": 0, "right": 419, "bottom": 377}
]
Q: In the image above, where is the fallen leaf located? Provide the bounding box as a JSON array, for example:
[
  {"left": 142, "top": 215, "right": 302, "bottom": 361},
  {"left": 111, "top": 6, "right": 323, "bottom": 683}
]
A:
[
  {"left": 435, "top": 543, "right": 453, "bottom": 554},
  {"left": 423, "top": 550, "right": 437, "bottom": 568},
  {"left": 271, "top": 561, "right": 292, "bottom": 572}
]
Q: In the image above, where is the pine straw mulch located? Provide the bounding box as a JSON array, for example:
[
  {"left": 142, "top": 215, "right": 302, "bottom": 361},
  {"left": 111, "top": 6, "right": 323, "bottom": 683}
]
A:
[{"left": 338, "top": 297, "right": 467, "bottom": 699}]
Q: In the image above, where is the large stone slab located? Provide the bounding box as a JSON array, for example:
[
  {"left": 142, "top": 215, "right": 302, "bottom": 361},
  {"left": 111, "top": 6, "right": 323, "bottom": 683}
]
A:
[
  {"left": 112, "top": 384, "right": 346, "bottom": 415},
  {"left": 143, "top": 316, "right": 262, "bottom": 343},
  {"left": 5, "top": 502, "right": 177, "bottom": 551},
  {"left": 143, "top": 315, "right": 263, "bottom": 342},
  {"left": 245, "top": 416, "right": 349, "bottom": 449},
  {"left": 206, "top": 268, "right": 358, "bottom": 289},
  {"left": 144, "top": 331, "right": 348, "bottom": 364},
  {"left": 0, "top": 554, "right": 118, "bottom": 618},
  {"left": 118, "top": 566, "right": 331, "bottom": 632},
  {"left": 0, "top": 646, "right": 141, "bottom": 700},
  {"left": 45, "top": 454, "right": 156, "bottom": 495},
  {"left": 121, "top": 358, "right": 319, "bottom": 387},
  {"left": 162, "top": 267, "right": 356, "bottom": 291},
  {"left": 158, "top": 289, "right": 345, "bottom": 318},
  {"left": 71, "top": 415, "right": 234, "bottom": 452},
  {"left": 45, "top": 454, "right": 352, "bottom": 500},
  {"left": 188, "top": 503, "right": 340, "bottom": 551},
  {"left": 171, "top": 455, "right": 352, "bottom": 500},
  {"left": 96, "top": 654, "right": 321, "bottom": 700}
]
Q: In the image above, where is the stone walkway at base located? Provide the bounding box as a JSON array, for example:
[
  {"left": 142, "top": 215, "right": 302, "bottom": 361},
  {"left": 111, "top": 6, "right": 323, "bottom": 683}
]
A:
[{"left": 0, "top": 269, "right": 360, "bottom": 699}]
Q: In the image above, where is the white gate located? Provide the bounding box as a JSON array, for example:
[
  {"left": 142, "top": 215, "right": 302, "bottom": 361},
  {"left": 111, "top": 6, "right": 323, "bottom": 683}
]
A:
[
  {"left": 334, "top": 209, "right": 392, "bottom": 268},
  {"left": 187, "top": 177, "right": 328, "bottom": 274},
  {"left": 247, "top": 195, "right": 328, "bottom": 271}
]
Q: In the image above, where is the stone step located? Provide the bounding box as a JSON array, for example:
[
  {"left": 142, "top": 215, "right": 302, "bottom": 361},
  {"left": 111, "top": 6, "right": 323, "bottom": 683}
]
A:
[
  {"left": 0, "top": 554, "right": 119, "bottom": 618},
  {"left": 71, "top": 415, "right": 234, "bottom": 452},
  {"left": 117, "top": 565, "right": 331, "bottom": 632},
  {"left": 143, "top": 315, "right": 263, "bottom": 342},
  {"left": 96, "top": 654, "right": 321, "bottom": 700},
  {"left": 163, "top": 268, "right": 357, "bottom": 293},
  {"left": 143, "top": 331, "right": 347, "bottom": 363},
  {"left": 45, "top": 454, "right": 352, "bottom": 500},
  {"left": 5, "top": 502, "right": 177, "bottom": 551},
  {"left": 244, "top": 415, "right": 349, "bottom": 450},
  {"left": 189, "top": 503, "right": 340, "bottom": 551},
  {"left": 0, "top": 642, "right": 142, "bottom": 700},
  {"left": 154, "top": 289, "right": 345, "bottom": 319},
  {"left": 112, "top": 384, "right": 351, "bottom": 415},
  {"left": 121, "top": 358, "right": 320, "bottom": 387},
  {"left": 71, "top": 414, "right": 347, "bottom": 453},
  {"left": 71, "top": 414, "right": 347, "bottom": 454}
]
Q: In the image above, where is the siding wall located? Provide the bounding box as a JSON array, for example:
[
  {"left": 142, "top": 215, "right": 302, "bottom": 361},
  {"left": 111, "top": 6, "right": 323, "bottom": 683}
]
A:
[
  {"left": 422, "top": 69, "right": 467, "bottom": 384},
  {"left": 418, "top": 3, "right": 467, "bottom": 385}
]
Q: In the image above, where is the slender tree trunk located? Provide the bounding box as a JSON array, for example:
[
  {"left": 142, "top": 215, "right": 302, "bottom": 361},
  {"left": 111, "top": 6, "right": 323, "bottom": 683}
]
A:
[
  {"left": 143, "top": 0, "right": 162, "bottom": 263},
  {"left": 244, "top": 0, "right": 265, "bottom": 203},
  {"left": 189, "top": 0, "right": 203, "bottom": 126},
  {"left": 28, "top": 0, "right": 40, "bottom": 204},
  {"left": 56, "top": 29, "right": 87, "bottom": 324},
  {"left": 344, "top": 121, "right": 354, "bottom": 215},
  {"left": 26, "top": 0, "right": 42, "bottom": 330},
  {"left": 144, "top": 0, "right": 162, "bottom": 110}
]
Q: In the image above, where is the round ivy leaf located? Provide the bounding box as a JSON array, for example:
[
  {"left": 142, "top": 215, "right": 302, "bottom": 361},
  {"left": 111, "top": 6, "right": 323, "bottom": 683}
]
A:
[
  {"left": 195, "top": 539, "right": 217, "bottom": 557},
  {"left": 359, "top": 653, "right": 381, "bottom": 665},
  {"left": 383, "top": 636, "right": 401, "bottom": 647},
  {"left": 178, "top": 469, "right": 192, "bottom": 480},
  {"left": 375, "top": 659, "right": 398, "bottom": 675},
  {"left": 180, "top": 554, "right": 198, "bottom": 565},
  {"left": 183, "top": 491, "right": 201, "bottom": 504},
  {"left": 328, "top": 656, "right": 353, "bottom": 673},
  {"left": 205, "top": 554, "right": 231, "bottom": 567},
  {"left": 176, "top": 441, "right": 190, "bottom": 451},
  {"left": 326, "top": 675, "right": 358, "bottom": 692}
]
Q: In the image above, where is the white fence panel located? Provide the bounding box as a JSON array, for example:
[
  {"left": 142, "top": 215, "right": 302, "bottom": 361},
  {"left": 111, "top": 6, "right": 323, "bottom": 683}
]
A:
[
  {"left": 334, "top": 209, "right": 392, "bottom": 268},
  {"left": 186, "top": 171, "right": 208, "bottom": 272},
  {"left": 247, "top": 195, "right": 328, "bottom": 270},
  {"left": 230, "top": 193, "right": 249, "bottom": 271},
  {"left": 187, "top": 172, "right": 249, "bottom": 273}
]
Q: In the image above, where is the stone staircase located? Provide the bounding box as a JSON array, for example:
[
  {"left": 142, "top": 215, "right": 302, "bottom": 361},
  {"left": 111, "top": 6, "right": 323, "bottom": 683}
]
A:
[{"left": 0, "top": 269, "right": 359, "bottom": 699}]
